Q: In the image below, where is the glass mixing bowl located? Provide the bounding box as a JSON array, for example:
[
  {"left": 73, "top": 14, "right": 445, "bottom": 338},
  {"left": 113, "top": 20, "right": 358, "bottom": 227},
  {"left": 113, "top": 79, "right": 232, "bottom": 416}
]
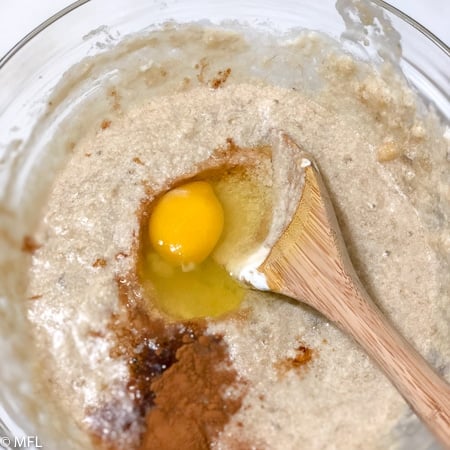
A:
[{"left": 0, "top": 1, "right": 448, "bottom": 449}]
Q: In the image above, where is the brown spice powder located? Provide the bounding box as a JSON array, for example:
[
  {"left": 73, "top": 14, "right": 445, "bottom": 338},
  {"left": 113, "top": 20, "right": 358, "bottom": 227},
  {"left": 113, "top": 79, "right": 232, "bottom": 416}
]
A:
[
  {"left": 93, "top": 258, "right": 107, "bottom": 268},
  {"left": 88, "top": 274, "right": 243, "bottom": 450},
  {"left": 209, "top": 68, "right": 232, "bottom": 89},
  {"left": 101, "top": 119, "right": 112, "bottom": 130},
  {"left": 21, "top": 235, "right": 41, "bottom": 253},
  {"left": 140, "top": 334, "right": 242, "bottom": 450},
  {"left": 275, "top": 345, "right": 314, "bottom": 377}
]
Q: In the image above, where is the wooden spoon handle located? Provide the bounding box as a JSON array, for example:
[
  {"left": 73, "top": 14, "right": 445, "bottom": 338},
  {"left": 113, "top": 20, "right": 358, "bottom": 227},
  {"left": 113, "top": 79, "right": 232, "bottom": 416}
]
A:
[
  {"left": 273, "top": 254, "right": 450, "bottom": 447},
  {"left": 323, "top": 282, "right": 450, "bottom": 448},
  {"left": 260, "top": 161, "right": 450, "bottom": 447}
]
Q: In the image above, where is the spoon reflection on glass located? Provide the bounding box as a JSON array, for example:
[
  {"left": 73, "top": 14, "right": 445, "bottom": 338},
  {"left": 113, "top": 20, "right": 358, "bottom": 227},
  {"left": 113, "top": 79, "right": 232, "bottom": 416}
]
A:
[{"left": 232, "top": 132, "right": 450, "bottom": 448}]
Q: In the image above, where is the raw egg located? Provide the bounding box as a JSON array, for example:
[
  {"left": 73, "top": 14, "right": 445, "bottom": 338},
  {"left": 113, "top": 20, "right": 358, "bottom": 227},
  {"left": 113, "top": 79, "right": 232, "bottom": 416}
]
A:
[{"left": 140, "top": 166, "right": 271, "bottom": 320}]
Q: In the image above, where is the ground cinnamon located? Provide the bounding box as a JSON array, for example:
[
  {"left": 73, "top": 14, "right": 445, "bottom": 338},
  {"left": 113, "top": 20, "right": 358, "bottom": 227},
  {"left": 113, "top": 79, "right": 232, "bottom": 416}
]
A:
[
  {"left": 140, "top": 334, "right": 242, "bottom": 450},
  {"left": 88, "top": 274, "right": 243, "bottom": 450}
]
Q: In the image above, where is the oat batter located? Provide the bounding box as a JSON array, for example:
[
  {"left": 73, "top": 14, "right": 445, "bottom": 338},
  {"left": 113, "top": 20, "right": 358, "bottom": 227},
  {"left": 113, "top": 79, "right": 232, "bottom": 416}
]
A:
[{"left": 24, "top": 23, "right": 449, "bottom": 450}]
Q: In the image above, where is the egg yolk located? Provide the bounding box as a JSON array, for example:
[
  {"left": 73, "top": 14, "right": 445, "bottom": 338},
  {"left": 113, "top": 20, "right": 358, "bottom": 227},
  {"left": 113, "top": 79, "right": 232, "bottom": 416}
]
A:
[{"left": 149, "top": 181, "right": 224, "bottom": 268}]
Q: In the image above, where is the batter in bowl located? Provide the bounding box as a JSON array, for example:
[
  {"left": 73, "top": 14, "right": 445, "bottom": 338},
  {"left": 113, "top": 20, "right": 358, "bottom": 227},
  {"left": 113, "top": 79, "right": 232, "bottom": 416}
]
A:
[{"left": 22, "top": 20, "right": 449, "bottom": 450}]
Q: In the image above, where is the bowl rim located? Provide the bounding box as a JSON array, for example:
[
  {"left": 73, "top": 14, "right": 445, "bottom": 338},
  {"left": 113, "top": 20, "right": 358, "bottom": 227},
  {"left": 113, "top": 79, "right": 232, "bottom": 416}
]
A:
[{"left": 0, "top": 0, "right": 449, "bottom": 71}]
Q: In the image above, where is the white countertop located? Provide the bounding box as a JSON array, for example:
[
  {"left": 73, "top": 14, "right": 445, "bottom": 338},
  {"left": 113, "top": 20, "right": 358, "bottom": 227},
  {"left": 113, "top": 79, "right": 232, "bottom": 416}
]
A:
[{"left": 0, "top": 0, "right": 449, "bottom": 60}]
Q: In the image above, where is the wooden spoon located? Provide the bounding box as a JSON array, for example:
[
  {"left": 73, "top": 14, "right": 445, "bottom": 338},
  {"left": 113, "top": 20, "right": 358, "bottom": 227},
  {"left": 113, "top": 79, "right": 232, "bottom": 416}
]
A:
[{"left": 238, "top": 132, "right": 450, "bottom": 447}]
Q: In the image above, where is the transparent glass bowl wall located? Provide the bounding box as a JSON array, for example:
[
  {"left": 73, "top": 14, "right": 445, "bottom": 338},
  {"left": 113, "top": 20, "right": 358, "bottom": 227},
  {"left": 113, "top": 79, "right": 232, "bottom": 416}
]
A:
[{"left": 0, "top": 1, "right": 448, "bottom": 449}]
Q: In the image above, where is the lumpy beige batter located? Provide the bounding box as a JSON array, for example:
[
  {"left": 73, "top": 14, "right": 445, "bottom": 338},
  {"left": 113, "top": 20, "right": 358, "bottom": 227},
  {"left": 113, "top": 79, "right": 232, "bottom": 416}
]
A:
[{"left": 25, "top": 24, "right": 449, "bottom": 450}]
